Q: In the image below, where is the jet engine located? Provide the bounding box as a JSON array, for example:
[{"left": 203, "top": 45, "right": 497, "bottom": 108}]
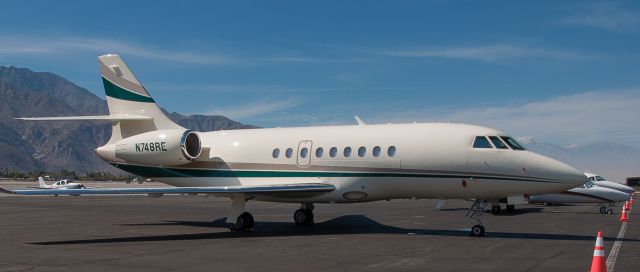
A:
[{"left": 113, "top": 129, "right": 202, "bottom": 166}]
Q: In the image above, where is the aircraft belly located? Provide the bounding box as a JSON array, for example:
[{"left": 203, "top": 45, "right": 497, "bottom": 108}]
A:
[{"left": 529, "top": 193, "right": 603, "bottom": 204}]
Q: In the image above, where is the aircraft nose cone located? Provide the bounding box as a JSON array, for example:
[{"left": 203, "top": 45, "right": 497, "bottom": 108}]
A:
[{"left": 527, "top": 152, "right": 586, "bottom": 189}]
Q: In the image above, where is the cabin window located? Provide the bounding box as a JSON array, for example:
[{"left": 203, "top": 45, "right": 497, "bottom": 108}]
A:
[
  {"left": 272, "top": 148, "right": 280, "bottom": 158},
  {"left": 473, "top": 136, "right": 493, "bottom": 148},
  {"left": 300, "top": 147, "right": 309, "bottom": 158},
  {"left": 488, "top": 136, "right": 508, "bottom": 149},
  {"left": 388, "top": 146, "right": 397, "bottom": 157},
  {"left": 285, "top": 148, "right": 294, "bottom": 158},
  {"left": 330, "top": 147, "right": 337, "bottom": 157},
  {"left": 358, "top": 146, "right": 366, "bottom": 157},
  {"left": 315, "top": 147, "right": 324, "bottom": 158},
  {"left": 344, "top": 147, "right": 352, "bottom": 157},
  {"left": 500, "top": 136, "right": 526, "bottom": 151},
  {"left": 372, "top": 146, "right": 381, "bottom": 157}
]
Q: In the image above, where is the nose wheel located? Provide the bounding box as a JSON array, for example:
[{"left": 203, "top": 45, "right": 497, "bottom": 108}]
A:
[
  {"left": 466, "top": 199, "right": 488, "bottom": 237},
  {"left": 471, "top": 225, "right": 485, "bottom": 236},
  {"left": 599, "top": 204, "right": 613, "bottom": 214}
]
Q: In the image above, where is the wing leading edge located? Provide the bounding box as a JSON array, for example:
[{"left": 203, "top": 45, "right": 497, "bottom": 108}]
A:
[{"left": 0, "top": 183, "right": 335, "bottom": 196}]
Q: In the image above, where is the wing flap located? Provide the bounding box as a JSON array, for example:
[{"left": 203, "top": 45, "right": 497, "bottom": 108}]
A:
[{"left": 0, "top": 183, "right": 335, "bottom": 196}]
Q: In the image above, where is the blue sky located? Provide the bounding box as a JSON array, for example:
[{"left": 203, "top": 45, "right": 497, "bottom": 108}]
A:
[{"left": 1, "top": 0, "right": 640, "bottom": 146}]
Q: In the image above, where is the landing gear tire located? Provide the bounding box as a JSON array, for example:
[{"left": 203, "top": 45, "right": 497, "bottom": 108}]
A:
[
  {"left": 230, "top": 212, "right": 254, "bottom": 231},
  {"left": 491, "top": 205, "right": 502, "bottom": 215},
  {"left": 506, "top": 204, "right": 515, "bottom": 212},
  {"left": 599, "top": 206, "right": 608, "bottom": 214},
  {"left": 294, "top": 209, "right": 314, "bottom": 225},
  {"left": 470, "top": 225, "right": 485, "bottom": 237}
]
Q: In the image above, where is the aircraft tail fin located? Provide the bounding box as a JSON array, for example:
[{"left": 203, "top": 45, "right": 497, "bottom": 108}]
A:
[
  {"left": 16, "top": 54, "right": 184, "bottom": 144},
  {"left": 98, "top": 54, "right": 182, "bottom": 143},
  {"left": 38, "top": 177, "right": 46, "bottom": 188}
]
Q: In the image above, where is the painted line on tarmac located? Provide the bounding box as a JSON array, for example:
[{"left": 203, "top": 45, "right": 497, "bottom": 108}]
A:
[{"left": 606, "top": 204, "right": 631, "bottom": 272}]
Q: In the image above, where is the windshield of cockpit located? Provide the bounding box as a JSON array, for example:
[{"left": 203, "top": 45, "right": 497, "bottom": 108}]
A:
[
  {"left": 584, "top": 180, "right": 595, "bottom": 188},
  {"left": 595, "top": 176, "right": 606, "bottom": 181}
]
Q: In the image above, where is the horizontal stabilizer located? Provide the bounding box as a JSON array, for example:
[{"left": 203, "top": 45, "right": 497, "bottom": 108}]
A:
[
  {"left": 0, "top": 183, "right": 335, "bottom": 196},
  {"left": 15, "top": 113, "right": 152, "bottom": 121}
]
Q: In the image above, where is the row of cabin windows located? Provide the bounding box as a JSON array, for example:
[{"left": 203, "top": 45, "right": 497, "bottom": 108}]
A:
[
  {"left": 272, "top": 146, "right": 397, "bottom": 159},
  {"left": 472, "top": 136, "right": 526, "bottom": 151}
]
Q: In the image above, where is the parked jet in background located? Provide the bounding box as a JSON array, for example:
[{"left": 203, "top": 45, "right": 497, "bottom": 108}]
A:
[
  {"left": 585, "top": 172, "right": 635, "bottom": 195},
  {"left": 0, "top": 54, "right": 587, "bottom": 236},
  {"left": 528, "top": 181, "right": 630, "bottom": 214}
]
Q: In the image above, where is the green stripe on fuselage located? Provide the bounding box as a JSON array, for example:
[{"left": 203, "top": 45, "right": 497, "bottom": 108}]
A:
[
  {"left": 111, "top": 163, "right": 562, "bottom": 183},
  {"left": 102, "top": 77, "right": 155, "bottom": 103}
]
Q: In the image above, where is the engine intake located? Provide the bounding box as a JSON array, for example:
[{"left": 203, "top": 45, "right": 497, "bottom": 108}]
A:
[{"left": 114, "top": 129, "right": 202, "bottom": 166}]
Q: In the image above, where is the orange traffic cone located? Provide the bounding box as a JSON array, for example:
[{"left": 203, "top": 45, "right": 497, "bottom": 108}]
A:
[
  {"left": 624, "top": 201, "right": 630, "bottom": 210},
  {"left": 590, "top": 231, "right": 607, "bottom": 272},
  {"left": 620, "top": 206, "right": 628, "bottom": 222}
]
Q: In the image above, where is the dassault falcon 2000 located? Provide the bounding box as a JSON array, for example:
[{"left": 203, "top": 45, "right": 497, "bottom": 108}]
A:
[{"left": 0, "top": 54, "right": 587, "bottom": 236}]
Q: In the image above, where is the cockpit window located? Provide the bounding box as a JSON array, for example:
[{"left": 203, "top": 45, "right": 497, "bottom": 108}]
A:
[
  {"left": 595, "top": 176, "right": 606, "bottom": 181},
  {"left": 488, "top": 136, "right": 509, "bottom": 149},
  {"left": 500, "top": 136, "right": 526, "bottom": 151},
  {"left": 473, "top": 136, "right": 493, "bottom": 148},
  {"left": 588, "top": 177, "right": 595, "bottom": 182},
  {"left": 584, "top": 180, "right": 595, "bottom": 188}
]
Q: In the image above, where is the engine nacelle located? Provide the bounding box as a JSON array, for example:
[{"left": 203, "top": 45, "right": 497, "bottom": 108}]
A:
[{"left": 114, "top": 129, "right": 202, "bottom": 166}]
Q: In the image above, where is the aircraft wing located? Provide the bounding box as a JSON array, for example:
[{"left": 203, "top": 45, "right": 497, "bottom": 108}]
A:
[{"left": 0, "top": 183, "right": 335, "bottom": 197}]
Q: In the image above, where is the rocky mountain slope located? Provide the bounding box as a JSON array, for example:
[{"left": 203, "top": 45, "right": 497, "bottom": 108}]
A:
[{"left": 0, "top": 66, "right": 256, "bottom": 174}]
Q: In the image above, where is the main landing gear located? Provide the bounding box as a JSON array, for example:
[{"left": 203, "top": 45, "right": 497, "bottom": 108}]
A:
[
  {"left": 294, "top": 203, "right": 315, "bottom": 225},
  {"left": 466, "top": 199, "right": 488, "bottom": 237},
  {"left": 227, "top": 194, "right": 254, "bottom": 231}
]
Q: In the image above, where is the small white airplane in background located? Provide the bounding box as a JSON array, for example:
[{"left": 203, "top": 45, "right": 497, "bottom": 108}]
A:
[
  {"left": 32, "top": 177, "right": 86, "bottom": 189},
  {"left": 585, "top": 172, "right": 635, "bottom": 195},
  {"left": 528, "top": 180, "right": 630, "bottom": 214},
  {"left": 0, "top": 54, "right": 588, "bottom": 237}
]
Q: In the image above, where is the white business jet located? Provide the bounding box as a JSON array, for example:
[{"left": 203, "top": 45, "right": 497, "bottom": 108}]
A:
[
  {"left": 585, "top": 172, "right": 635, "bottom": 195},
  {"left": 0, "top": 54, "right": 587, "bottom": 236},
  {"left": 528, "top": 180, "right": 630, "bottom": 214}
]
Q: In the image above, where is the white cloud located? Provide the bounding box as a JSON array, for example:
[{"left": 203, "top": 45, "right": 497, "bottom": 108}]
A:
[
  {"left": 366, "top": 89, "right": 640, "bottom": 146},
  {"left": 378, "top": 44, "right": 586, "bottom": 62},
  {"left": 0, "top": 36, "right": 236, "bottom": 64},
  {"left": 562, "top": 2, "right": 640, "bottom": 31},
  {"left": 205, "top": 98, "right": 303, "bottom": 120}
]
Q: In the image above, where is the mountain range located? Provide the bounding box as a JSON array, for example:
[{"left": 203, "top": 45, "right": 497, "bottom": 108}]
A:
[{"left": 0, "top": 66, "right": 255, "bottom": 174}]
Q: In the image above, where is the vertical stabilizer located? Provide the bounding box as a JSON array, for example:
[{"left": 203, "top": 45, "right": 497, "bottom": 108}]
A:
[
  {"left": 38, "top": 177, "right": 46, "bottom": 188},
  {"left": 98, "top": 54, "right": 182, "bottom": 143}
]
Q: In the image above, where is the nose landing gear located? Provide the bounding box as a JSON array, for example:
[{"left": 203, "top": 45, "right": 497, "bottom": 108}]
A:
[{"left": 466, "top": 199, "right": 488, "bottom": 237}]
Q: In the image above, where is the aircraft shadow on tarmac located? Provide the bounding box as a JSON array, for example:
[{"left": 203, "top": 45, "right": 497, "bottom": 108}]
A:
[{"left": 30, "top": 215, "right": 638, "bottom": 245}]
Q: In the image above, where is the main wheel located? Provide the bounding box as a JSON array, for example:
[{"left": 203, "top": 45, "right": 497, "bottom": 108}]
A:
[
  {"left": 599, "top": 206, "right": 608, "bottom": 214},
  {"left": 231, "top": 212, "right": 254, "bottom": 231},
  {"left": 294, "top": 209, "right": 314, "bottom": 225},
  {"left": 491, "top": 205, "right": 502, "bottom": 215},
  {"left": 470, "top": 225, "right": 485, "bottom": 237}
]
